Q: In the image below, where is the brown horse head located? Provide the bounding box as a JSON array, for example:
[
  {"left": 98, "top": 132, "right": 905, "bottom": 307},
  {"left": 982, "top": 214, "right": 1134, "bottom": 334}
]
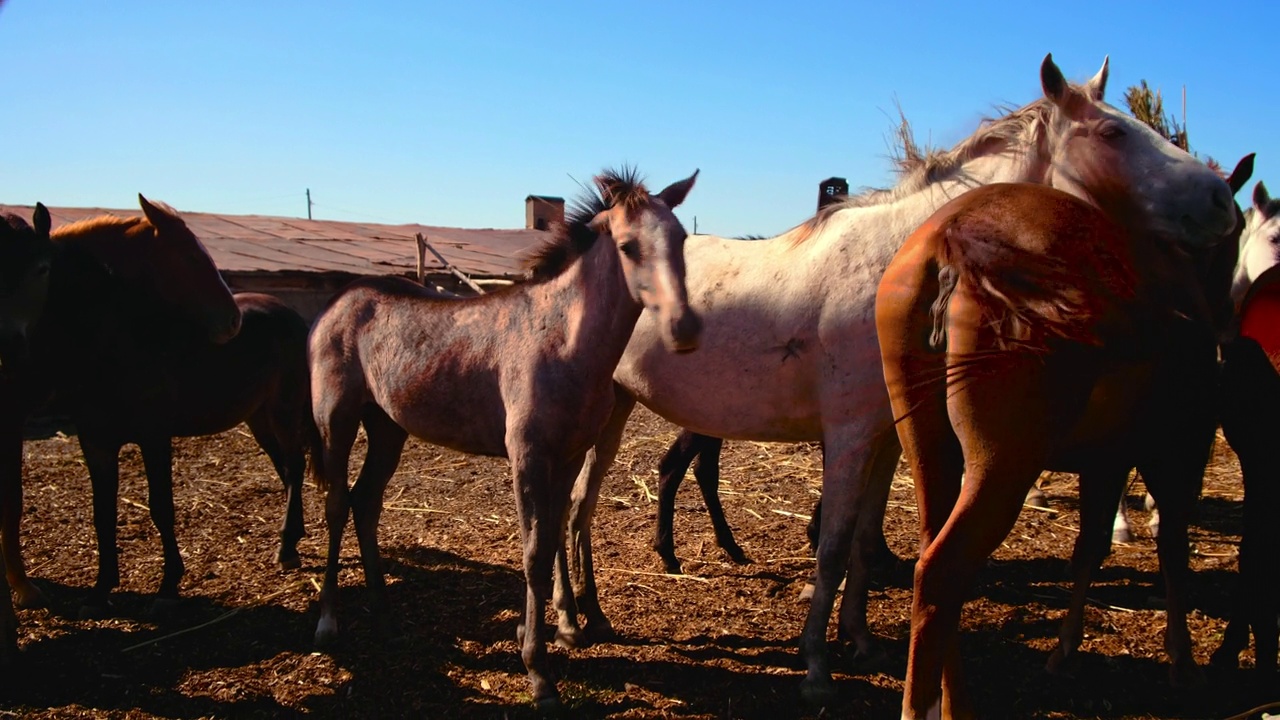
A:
[
  {"left": 589, "top": 169, "right": 701, "bottom": 352},
  {"left": 0, "top": 204, "right": 53, "bottom": 372},
  {"left": 528, "top": 167, "right": 702, "bottom": 353},
  {"left": 50, "top": 197, "right": 242, "bottom": 344},
  {"left": 1038, "top": 53, "right": 1236, "bottom": 246}
]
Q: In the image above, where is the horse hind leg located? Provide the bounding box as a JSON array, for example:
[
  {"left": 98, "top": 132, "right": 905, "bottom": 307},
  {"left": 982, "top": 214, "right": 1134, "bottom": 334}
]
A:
[
  {"left": 312, "top": 389, "right": 361, "bottom": 648},
  {"left": 652, "top": 429, "right": 705, "bottom": 574},
  {"left": 246, "top": 409, "right": 306, "bottom": 570},
  {"left": 348, "top": 405, "right": 408, "bottom": 641},
  {"left": 692, "top": 435, "right": 750, "bottom": 566},
  {"left": 557, "top": 384, "right": 636, "bottom": 646},
  {"left": 1048, "top": 464, "right": 1130, "bottom": 677}
]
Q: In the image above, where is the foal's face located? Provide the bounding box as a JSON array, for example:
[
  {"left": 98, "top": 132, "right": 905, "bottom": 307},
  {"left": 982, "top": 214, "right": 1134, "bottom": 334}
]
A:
[
  {"left": 593, "top": 171, "right": 702, "bottom": 353},
  {"left": 1040, "top": 54, "right": 1236, "bottom": 247},
  {"left": 136, "top": 196, "right": 242, "bottom": 344},
  {"left": 0, "top": 204, "right": 53, "bottom": 372}
]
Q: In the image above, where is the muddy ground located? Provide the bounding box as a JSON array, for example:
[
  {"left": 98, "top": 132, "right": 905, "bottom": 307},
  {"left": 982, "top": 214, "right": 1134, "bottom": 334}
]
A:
[{"left": 0, "top": 407, "right": 1275, "bottom": 719}]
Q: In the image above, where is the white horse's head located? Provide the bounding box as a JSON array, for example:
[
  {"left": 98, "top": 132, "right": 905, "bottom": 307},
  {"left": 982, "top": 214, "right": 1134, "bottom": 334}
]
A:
[
  {"left": 1232, "top": 181, "right": 1280, "bottom": 306},
  {"left": 1038, "top": 54, "right": 1236, "bottom": 247}
]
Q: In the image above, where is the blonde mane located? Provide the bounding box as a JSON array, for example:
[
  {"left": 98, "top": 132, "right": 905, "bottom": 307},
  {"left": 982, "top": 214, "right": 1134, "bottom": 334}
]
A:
[{"left": 788, "top": 96, "right": 1061, "bottom": 245}]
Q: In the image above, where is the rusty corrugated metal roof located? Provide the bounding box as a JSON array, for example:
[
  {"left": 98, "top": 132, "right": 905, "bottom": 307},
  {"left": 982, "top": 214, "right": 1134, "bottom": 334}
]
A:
[{"left": 0, "top": 204, "right": 548, "bottom": 277}]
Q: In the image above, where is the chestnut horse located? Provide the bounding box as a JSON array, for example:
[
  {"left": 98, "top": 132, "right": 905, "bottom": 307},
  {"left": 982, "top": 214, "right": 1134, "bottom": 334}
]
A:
[
  {"left": 877, "top": 163, "right": 1230, "bottom": 720},
  {"left": 0, "top": 204, "right": 52, "bottom": 664},
  {"left": 558, "top": 54, "right": 1235, "bottom": 707},
  {"left": 0, "top": 196, "right": 243, "bottom": 615},
  {"left": 307, "top": 168, "right": 700, "bottom": 709},
  {"left": 1213, "top": 226, "right": 1280, "bottom": 684}
]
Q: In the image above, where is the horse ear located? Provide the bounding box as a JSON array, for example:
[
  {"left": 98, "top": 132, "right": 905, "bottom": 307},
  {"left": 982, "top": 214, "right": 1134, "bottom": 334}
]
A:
[
  {"left": 1255, "top": 181, "right": 1273, "bottom": 214},
  {"left": 1040, "top": 53, "right": 1069, "bottom": 105},
  {"left": 1227, "top": 153, "right": 1256, "bottom": 195},
  {"left": 32, "top": 203, "right": 51, "bottom": 239},
  {"left": 1084, "top": 56, "right": 1109, "bottom": 101},
  {"left": 138, "top": 193, "right": 182, "bottom": 230},
  {"left": 587, "top": 210, "right": 610, "bottom": 235},
  {"left": 656, "top": 169, "right": 699, "bottom": 209}
]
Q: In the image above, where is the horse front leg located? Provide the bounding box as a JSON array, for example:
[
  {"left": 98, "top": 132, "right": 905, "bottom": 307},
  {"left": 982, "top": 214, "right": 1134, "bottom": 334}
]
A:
[
  {"left": 513, "top": 446, "right": 575, "bottom": 711},
  {"left": 558, "top": 384, "right": 635, "bottom": 645},
  {"left": 0, "top": 419, "right": 42, "bottom": 609},
  {"left": 138, "top": 437, "right": 184, "bottom": 608},
  {"left": 797, "top": 420, "right": 888, "bottom": 708},
  {"left": 838, "top": 430, "right": 902, "bottom": 660},
  {"left": 78, "top": 432, "right": 123, "bottom": 617}
]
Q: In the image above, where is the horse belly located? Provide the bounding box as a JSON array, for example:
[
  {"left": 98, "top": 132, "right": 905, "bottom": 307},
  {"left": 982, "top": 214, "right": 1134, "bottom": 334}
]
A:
[
  {"left": 370, "top": 364, "right": 509, "bottom": 459},
  {"left": 615, "top": 307, "right": 826, "bottom": 441}
]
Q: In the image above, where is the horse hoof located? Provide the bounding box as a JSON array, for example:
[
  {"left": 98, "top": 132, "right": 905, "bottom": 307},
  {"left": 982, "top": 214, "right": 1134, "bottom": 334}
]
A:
[
  {"left": 1112, "top": 527, "right": 1134, "bottom": 544},
  {"left": 1045, "top": 647, "right": 1077, "bottom": 678},
  {"left": 799, "top": 677, "right": 837, "bottom": 710},
  {"left": 315, "top": 618, "right": 340, "bottom": 649},
  {"left": 78, "top": 601, "right": 114, "bottom": 620},
  {"left": 150, "top": 596, "right": 184, "bottom": 617},
  {"left": 1025, "top": 487, "right": 1049, "bottom": 509},
  {"left": 1209, "top": 645, "right": 1239, "bottom": 670},
  {"left": 277, "top": 555, "right": 302, "bottom": 571},
  {"left": 1169, "top": 660, "right": 1206, "bottom": 689},
  {"left": 799, "top": 583, "right": 815, "bottom": 602},
  {"left": 554, "top": 627, "right": 586, "bottom": 650},
  {"left": 14, "top": 583, "right": 48, "bottom": 610},
  {"left": 848, "top": 639, "right": 887, "bottom": 668},
  {"left": 534, "top": 693, "right": 564, "bottom": 715},
  {"left": 583, "top": 618, "right": 617, "bottom": 646},
  {"left": 725, "top": 545, "right": 750, "bottom": 565}
]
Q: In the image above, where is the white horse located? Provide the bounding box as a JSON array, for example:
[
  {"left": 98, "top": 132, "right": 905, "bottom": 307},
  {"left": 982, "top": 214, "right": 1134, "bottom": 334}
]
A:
[
  {"left": 1232, "top": 180, "right": 1280, "bottom": 307},
  {"left": 557, "top": 53, "right": 1236, "bottom": 707}
]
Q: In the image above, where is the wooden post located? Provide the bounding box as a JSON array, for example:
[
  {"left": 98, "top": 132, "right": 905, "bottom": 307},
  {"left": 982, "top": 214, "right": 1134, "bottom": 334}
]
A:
[{"left": 416, "top": 233, "right": 485, "bottom": 295}]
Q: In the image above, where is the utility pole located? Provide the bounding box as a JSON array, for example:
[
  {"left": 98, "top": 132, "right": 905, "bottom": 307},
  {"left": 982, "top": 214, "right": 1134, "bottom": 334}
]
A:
[{"left": 306, "top": 188, "right": 313, "bottom": 220}]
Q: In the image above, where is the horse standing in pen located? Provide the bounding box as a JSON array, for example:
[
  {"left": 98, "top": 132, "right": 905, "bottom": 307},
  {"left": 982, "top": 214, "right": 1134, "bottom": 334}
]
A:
[
  {"left": 556, "top": 54, "right": 1235, "bottom": 708},
  {"left": 0, "top": 205, "right": 53, "bottom": 664},
  {"left": 306, "top": 167, "right": 700, "bottom": 709},
  {"left": 0, "top": 198, "right": 315, "bottom": 618},
  {"left": 876, "top": 75, "right": 1236, "bottom": 720}
]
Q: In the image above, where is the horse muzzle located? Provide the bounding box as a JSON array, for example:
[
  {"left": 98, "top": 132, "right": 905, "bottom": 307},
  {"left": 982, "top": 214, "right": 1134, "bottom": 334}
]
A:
[{"left": 665, "top": 309, "right": 702, "bottom": 354}]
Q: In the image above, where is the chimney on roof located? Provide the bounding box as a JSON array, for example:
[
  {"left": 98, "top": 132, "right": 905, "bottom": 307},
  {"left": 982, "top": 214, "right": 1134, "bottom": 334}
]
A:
[
  {"left": 817, "top": 177, "right": 849, "bottom": 211},
  {"left": 525, "top": 195, "right": 565, "bottom": 231}
]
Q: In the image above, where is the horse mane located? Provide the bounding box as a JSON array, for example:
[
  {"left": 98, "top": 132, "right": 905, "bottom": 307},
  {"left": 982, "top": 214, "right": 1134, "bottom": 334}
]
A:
[
  {"left": 788, "top": 96, "right": 1060, "bottom": 245},
  {"left": 523, "top": 167, "right": 649, "bottom": 282},
  {"left": 51, "top": 214, "right": 147, "bottom": 247}
]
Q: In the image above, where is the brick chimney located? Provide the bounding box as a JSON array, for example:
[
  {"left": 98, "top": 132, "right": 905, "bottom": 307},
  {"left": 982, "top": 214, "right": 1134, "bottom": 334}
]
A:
[{"left": 525, "top": 195, "right": 565, "bottom": 231}]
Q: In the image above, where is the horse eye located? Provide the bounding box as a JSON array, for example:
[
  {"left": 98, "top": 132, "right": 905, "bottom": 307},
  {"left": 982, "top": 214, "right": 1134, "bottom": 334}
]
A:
[
  {"left": 1099, "top": 125, "right": 1125, "bottom": 140},
  {"left": 33, "top": 264, "right": 50, "bottom": 278},
  {"left": 619, "top": 239, "right": 641, "bottom": 260}
]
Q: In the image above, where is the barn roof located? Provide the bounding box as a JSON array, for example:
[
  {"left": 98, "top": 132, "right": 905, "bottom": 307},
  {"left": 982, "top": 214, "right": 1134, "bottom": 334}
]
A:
[{"left": 0, "top": 203, "right": 548, "bottom": 278}]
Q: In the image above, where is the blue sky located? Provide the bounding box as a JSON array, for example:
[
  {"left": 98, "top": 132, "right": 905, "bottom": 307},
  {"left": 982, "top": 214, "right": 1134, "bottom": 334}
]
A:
[{"left": 1, "top": 1, "right": 1275, "bottom": 238}]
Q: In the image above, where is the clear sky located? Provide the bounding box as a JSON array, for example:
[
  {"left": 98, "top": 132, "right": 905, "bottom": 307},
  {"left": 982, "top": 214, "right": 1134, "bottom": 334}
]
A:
[{"left": 1, "top": 1, "right": 1274, "bottom": 238}]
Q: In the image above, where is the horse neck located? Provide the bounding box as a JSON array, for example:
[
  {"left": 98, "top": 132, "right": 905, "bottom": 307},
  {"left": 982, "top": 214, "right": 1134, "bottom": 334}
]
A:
[{"left": 530, "top": 237, "right": 640, "bottom": 377}]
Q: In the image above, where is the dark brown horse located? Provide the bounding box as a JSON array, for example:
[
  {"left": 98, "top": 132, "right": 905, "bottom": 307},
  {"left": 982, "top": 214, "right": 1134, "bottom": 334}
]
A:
[
  {"left": 0, "top": 204, "right": 52, "bottom": 663},
  {"left": 307, "top": 168, "right": 700, "bottom": 710},
  {"left": 1212, "top": 261, "right": 1280, "bottom": 684},
  {"left": 877, "top": 157, "right": 1233, "bottom": 720},
  {"left": 72, "top": 290, "right": 314, "bottom": 615},
  {"left": 0, "top": 198, "right": 314, "bottom": 620}
]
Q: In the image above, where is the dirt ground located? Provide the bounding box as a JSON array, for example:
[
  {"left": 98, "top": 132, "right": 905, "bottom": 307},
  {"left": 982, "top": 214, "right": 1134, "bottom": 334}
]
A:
[{"left": 0, "top": 407, "right": 1275, "bottom": 719}]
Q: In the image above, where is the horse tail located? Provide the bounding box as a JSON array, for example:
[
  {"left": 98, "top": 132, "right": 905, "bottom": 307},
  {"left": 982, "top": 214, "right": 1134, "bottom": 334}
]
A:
[
  {"left": 303, "top": 395, "right": 329, "bottom": 497},
  {"left": 936, "top": 214, "right": 1134, "bottom": 353}
]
